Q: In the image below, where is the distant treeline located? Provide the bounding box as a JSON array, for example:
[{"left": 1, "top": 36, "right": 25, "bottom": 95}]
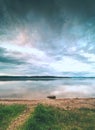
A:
[
  {"left": 0, "top": 76, "right": 94, "bottom": 81},
  {"left": 0, "top": 76, "right": 65, "bottom": 81}
]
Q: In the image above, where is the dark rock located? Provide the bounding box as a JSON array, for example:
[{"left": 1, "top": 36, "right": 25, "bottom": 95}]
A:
[{"left": 47, "top": 95, "right": 56, "bottom": 99}]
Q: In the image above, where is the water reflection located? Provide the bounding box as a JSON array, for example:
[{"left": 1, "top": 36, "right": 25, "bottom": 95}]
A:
[{"left": 0, "top": 78, "right": 95, "bottom": 99}]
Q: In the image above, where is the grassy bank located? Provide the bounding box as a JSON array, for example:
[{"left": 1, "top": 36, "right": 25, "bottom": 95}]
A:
[
  {"left": 0, "top": 104, "right": 26, "bottom": 130},
  {"left": 21, "top": 104, "right": 95, "bottom": 130}
]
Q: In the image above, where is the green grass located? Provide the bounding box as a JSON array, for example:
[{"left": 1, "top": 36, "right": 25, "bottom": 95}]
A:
[
  {"left": 21, "top": 104, "right": 95, "bottom": 130},
  {"left": 0, "top": 104, "right": 26, "bottom": 130}
]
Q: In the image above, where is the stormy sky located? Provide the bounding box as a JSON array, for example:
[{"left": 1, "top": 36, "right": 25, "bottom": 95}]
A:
[{"left": 0, "top": 0, "right": 95, "bottom": 76}]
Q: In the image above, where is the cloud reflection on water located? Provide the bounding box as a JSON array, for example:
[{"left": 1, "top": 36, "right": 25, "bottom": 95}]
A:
[{"left": 0, "top": 78, "right": 95, "bottom": 99}]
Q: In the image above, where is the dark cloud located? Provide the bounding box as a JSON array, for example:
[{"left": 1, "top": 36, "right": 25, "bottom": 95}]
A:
[
  {"left": 0, "top": 47, "right": 25, "bottom": 65},
  {"left": 0, "top": 0, "right": 95, "bottom": 31},
  {"left": 3, "top": 0, "right": 95, "bottom": 16},
  {"left": 0, "top": 47, "right": 6, "bottom": 54},
  {"left": 0, "top": 0, "right": 95, "bottom": 47},
  {"left": 0, "top": 55, "right": 25, "bottom": 65}
]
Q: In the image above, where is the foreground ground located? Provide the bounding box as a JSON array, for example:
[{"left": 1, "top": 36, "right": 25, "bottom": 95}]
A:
[{"left": 0, "top": 98, "right": 95, "bottom": 130}]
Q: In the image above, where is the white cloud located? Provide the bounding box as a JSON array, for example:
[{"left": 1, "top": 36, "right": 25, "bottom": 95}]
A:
[
  {"left": 50, "top": 84, "right": 94, "bottom": 98},
  {"left": 50, "top": 56, "right": 92, "bottom": 73},
  {"left": 80, "top": 51, "right": 95, "bottom": 62}
]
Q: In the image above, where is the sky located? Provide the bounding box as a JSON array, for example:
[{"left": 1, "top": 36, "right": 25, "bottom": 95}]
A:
[{"left": 0, "top": 0, "right": 95, "bottom": 76}]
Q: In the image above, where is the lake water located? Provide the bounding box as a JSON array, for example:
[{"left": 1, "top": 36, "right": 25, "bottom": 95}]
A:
[{"left": 0, "top": 78, "right": 95, "bottom": 99}]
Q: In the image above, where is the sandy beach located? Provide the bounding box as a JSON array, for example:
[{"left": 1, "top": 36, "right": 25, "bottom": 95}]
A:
[{"left": 0, "top": 98, "right": 95, "bottom": 110}]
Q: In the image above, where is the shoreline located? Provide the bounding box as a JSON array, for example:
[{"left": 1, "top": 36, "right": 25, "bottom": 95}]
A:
[
  {"left": 0, "top": 98, "right": 95, "bottom": 109},
  {"left": 0, "top": 97, "right": 95, "bottom": 101}
]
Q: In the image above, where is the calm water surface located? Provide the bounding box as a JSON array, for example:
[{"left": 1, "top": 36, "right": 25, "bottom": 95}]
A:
[{"left": 0, "top": 78, "right": 95, "bottom": 99}]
